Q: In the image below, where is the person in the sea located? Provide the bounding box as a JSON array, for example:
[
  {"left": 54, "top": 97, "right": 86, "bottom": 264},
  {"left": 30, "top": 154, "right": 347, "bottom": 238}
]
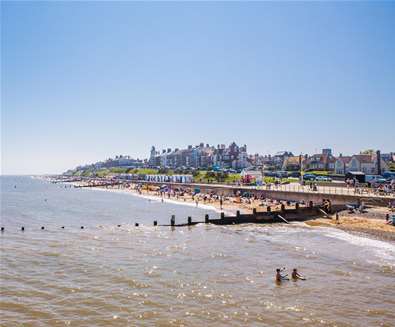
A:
[
  {"left": 291, "top": 268, "right": 306, "bottom": 280},
  {"left": 276, "top": 268, "right": 289, "bottom": 282}
]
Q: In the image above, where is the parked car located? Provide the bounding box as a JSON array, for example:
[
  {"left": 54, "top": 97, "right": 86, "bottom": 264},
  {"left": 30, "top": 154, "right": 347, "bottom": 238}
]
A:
[
  {"left": 370, "top": 178, "right": 387, "bottom": 185},
  {"left": 316, "top": 176, "right": 332, "bottom": 182},
  {"left": 302, "top": 174, "right": 316, "bottom": 181},
  {"left": 289, "top": 171, "right": 301, "bottom": 178},
  {"left": 383, "top": 172, "right": 395, "bottom": 180},
  {"left": 365, "top": 175, "right": 384, "bottom": 186},
  {"left": 275, "top": 171, "right": 288, "bottom": 178}
]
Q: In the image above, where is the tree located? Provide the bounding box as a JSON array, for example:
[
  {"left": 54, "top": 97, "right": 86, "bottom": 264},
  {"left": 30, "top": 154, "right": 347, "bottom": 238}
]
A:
[{"left": 361, "top": 149, "right": 375, "bottom": 155}]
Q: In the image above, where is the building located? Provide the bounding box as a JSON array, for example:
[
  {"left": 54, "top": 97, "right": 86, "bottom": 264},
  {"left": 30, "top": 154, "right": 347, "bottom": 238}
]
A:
[
  {"left": 334, "top": 155, "right": 352, "bottom": 174},
  {"left": 211, "top": 142, "right": 250, "bottom": 169},
  {"left": 271, "top": 151, "right": 294, "bottom": 169},
  {"left": 149, "top": 142, "right": 250, "bottom": 170},
  {"left": 347, "top": 154, "right": 389, "bottom": 174},
  {"left": 335, "top": 151, "right": 389, "bottom": 175},
  {"left": 381, "top": 152, "right": 395, "bottom": 163},
  {"left": 302, "top": 150, "right": 336, "bottom": 171},
  {"left": 282, "top": 156, "right": 302, "bottom": 171},
  {"left": 145, "top": 174, "right": 193, "bottom": 183}
]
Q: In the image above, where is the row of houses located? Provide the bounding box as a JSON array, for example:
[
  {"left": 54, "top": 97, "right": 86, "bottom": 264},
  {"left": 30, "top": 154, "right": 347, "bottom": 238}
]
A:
[
  {"left": 149, "top": 142, "right": 249, "bottom": 170},
  {"left": 149, "top": 145, "right": 394, "bottom": 175},
  {"left": 66, "top": 145, "right": 394, "bottom": 177},
  {"left": 281, "top": 149, "right": 392, "bottom": 174}
]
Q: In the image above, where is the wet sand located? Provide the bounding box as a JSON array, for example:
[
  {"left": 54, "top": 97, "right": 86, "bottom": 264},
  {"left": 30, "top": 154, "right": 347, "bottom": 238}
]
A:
[{"left": 306, "top": 208, "right": 395, "bottom": 242}]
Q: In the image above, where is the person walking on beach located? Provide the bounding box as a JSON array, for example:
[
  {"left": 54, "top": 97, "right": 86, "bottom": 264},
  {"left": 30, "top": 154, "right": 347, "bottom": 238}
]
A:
[{"left": 292, "top": 268, "right": 306, "bottom": 281}]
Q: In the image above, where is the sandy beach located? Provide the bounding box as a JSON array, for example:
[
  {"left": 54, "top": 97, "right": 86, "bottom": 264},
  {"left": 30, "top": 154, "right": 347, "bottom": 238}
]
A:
[
  {"left": 71, "top": 181, "right": 299, "bottom": 215},
  {"left": 68, "top": 180, "right": 395, "bottom": 242},
  {"left": 305, "top": 207, "right": 395, "bottom": 242}
]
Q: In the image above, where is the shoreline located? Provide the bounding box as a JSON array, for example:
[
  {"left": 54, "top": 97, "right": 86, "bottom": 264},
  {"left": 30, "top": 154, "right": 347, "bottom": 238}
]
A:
[
  {"left": 68, "top": 181, "right": 288, "bottom": 216},
  {"left": 89, "top": 185, "right": 231, "bottom": 215},
  {"left": 57, "top": 179, "right": 395, "bottom": 242},
  {"left": 305, "top": 209, "right": 395, "bottom": 243}
]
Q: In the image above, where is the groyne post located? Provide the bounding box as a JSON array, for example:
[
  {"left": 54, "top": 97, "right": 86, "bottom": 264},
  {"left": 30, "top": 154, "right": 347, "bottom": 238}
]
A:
[
  {"left": 220, "top": 212, "right": 225, "bottom": 219},
  {"left": 236, "top": 210, "right": 240, "bottom": 218},
  {"left": 153, "top": 220, "right": 158, "bottom": 226},
  {"left": 188, "top": 216, "right": 192, "bottom": 225},
  {"left": 205, "top": 214, "right": 209, "bottom": 223},
  {"left": 171, "top": 215, "right": 175, "bottom": 227}
]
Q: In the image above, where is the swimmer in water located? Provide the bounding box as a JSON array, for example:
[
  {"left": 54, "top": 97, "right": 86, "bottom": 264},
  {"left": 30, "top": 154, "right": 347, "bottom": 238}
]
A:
[
  {"left": 291, "top": 268, "right": 306, "bottom": 280},
  {"left": 276, "top": 268, "right": 289, "bottom": 282}
]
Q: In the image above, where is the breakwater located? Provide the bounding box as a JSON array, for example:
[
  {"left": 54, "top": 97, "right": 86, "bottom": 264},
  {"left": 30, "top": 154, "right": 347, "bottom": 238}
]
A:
[
  {"left": 164, "top": 203, "right": 335, "bottom": 227},
  {"left": 1, "top": 204, "right": 334, "bottom": 231}
]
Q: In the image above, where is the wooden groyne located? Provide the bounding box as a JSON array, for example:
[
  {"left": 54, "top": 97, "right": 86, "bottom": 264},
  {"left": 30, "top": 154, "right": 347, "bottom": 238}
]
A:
[
  {"left": 160, "top": 203, "right": 339, "bottom": 227},
  {"left": 1, "top": 203, "right": 339, "bottom": 233}
]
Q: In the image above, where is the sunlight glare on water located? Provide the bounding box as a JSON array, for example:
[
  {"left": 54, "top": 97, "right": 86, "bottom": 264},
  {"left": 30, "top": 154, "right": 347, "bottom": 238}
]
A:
[{"left": 1, "top": 176, "right": 394, "bottom": 326}]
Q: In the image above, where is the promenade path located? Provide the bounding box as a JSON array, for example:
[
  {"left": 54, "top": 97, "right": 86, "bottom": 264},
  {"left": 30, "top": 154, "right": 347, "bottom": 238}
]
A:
[
  {"left": 133, "top": 180, "right": 395, "bottom": 202},
  {"left": 258, "top": 182, "right": 395, "bottom": 199}
]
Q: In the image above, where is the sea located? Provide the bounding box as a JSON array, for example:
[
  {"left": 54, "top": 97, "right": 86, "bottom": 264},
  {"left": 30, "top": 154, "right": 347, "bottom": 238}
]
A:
[{"left": 1, "top": 176, "right": 394, "bottom": 326}]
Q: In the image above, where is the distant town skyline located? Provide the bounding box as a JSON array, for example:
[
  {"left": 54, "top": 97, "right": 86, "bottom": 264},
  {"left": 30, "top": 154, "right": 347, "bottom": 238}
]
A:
[
  {"left": 66, "top": 142, "right": 392, "bottom": 174},
  {"left": 2, "top": 2, "right": 395, "bottom": 175}
]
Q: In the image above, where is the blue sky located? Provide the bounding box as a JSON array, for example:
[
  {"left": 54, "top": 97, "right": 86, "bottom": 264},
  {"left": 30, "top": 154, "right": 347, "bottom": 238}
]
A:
[{"left": 2, "top": 1, "right": 394, "bottom": 174}]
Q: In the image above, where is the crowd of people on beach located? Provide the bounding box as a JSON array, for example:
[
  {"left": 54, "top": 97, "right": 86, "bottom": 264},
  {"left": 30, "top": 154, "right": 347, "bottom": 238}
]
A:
[
  {"left": 346, "top": 178, "right": 395, "bottom": 196},
  {"left": 132, "top": 183, "right": 305, "bottom": 213}
]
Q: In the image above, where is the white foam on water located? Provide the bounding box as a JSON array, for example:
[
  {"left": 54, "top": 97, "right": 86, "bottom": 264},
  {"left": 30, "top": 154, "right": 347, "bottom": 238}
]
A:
[
  {"left": 78, "top": 186, "right": 231, "bottom": 214},
  {"left": 321, "top": 227, "right": 395, "bottom": 265}
]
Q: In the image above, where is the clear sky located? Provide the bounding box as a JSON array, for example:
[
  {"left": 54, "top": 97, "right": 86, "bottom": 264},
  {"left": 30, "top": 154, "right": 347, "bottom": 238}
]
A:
[{"left": 2, "top": 1, "right": 394, "bottom": 175}]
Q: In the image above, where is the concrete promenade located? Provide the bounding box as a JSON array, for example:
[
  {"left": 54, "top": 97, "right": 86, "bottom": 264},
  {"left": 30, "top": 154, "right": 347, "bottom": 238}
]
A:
[{"left": 129, "top": 180, "right": 394, "bottom": 207}]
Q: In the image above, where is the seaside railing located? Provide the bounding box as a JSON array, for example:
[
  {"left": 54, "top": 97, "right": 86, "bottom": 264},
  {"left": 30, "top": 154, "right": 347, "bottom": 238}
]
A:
[{"left": 258, "top": 183, "right": 395, "bottom": 198}]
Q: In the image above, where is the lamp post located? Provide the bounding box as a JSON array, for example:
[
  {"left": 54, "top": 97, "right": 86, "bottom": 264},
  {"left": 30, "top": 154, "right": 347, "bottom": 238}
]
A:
[{"left": 299, "top": 154, "right": 303, "bottom": 185}]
